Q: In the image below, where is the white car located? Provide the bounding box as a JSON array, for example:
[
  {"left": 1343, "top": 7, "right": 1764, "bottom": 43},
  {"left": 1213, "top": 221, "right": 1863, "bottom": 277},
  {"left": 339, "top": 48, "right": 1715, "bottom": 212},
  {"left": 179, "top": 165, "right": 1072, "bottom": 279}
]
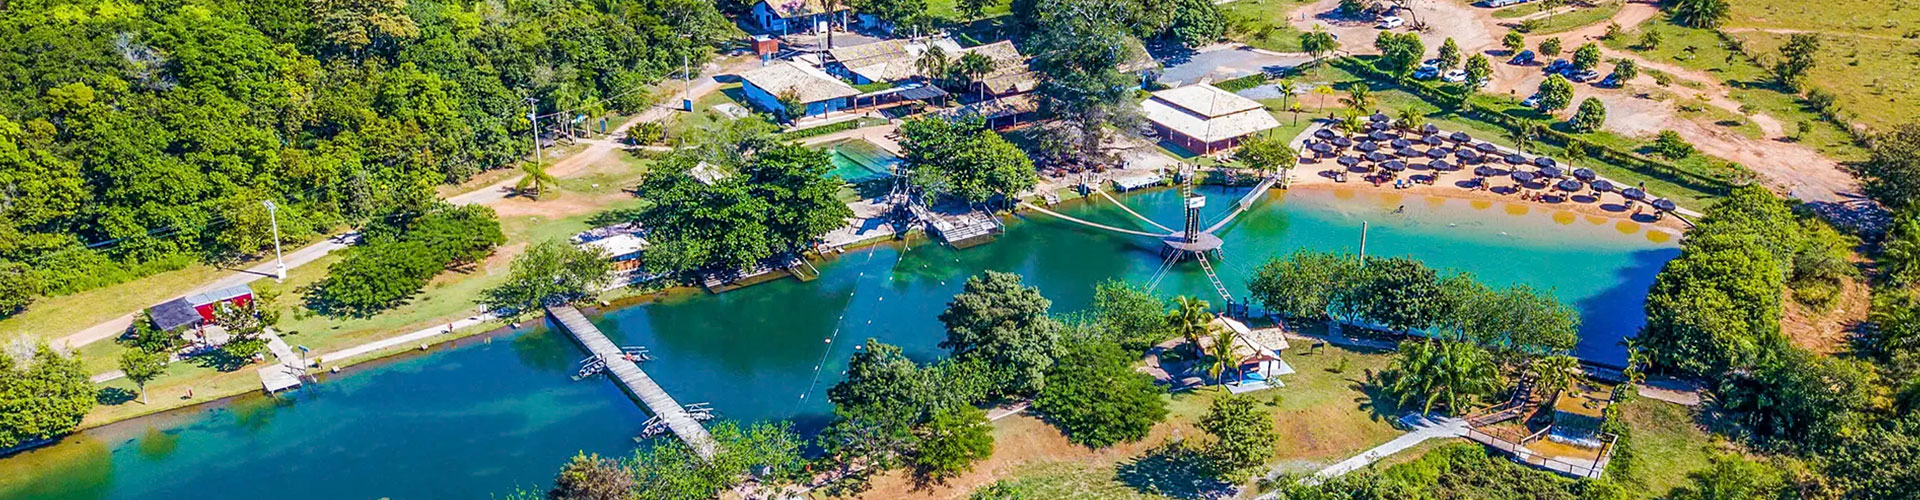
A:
[
  {"left": 1522, "top": 93, "right": 1543, "bottom": 109},
  {"left": 1376, "top": 16, "right": 1405, "bottom": 29},
  {"left": 1442, "top": 69, "right": 1468, "bottom": 83}
]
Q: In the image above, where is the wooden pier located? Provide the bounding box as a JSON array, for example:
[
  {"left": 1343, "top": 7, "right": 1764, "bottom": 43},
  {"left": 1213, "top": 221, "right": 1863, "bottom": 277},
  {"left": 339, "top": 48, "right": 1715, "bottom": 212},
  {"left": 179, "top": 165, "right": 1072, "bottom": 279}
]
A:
[{"left": 546, "top": 305, "right": 716, "bottom": 459}]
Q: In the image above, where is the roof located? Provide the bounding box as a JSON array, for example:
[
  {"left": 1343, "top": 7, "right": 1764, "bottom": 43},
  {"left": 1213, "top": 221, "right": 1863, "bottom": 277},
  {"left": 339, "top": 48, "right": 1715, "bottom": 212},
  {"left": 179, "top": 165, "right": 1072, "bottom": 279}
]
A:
[
  {"left": 573, "top": 223, "right": 644, "bottom": 244},
  {"left": 759, "top": 0, "right": 844, "bottom": 18},
  {"left": 828, "top": 38, "right": 964, "bottom": 83},
  {"left": 1142, "top": 84, "right": 1280, "bottom": 143},
  {"left": 937, "top": 93, "right": 1039, "bottom": 121},
  {"left": 960, "top": 41, "right": 1037, "bottom": 94},
  {"left": 149, "top": 298, "right": 203, "bottom": 332},
  {"left": 583, "top": 233, "right": 650, "bottom": 257},
  {"left": 185, "top": 284, "right": 252, "bottom": 307},
  {"left": 739, "top": 61, "right": 860, "bottom": 104}
]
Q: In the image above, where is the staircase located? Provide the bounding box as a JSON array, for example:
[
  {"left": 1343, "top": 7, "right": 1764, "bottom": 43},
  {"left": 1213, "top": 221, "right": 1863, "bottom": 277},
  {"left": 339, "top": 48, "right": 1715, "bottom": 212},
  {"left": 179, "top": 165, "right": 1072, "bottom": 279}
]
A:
[{"left": 1195, "top": 251, "right": 1235, "bottom": 304}]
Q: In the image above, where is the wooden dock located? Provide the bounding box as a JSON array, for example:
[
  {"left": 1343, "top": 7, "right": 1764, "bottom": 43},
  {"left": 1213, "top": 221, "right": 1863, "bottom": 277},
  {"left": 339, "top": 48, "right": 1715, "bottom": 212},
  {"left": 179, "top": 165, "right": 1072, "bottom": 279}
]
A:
[{"left": 546, "top": 305, "right": 716, "bottom": 459}]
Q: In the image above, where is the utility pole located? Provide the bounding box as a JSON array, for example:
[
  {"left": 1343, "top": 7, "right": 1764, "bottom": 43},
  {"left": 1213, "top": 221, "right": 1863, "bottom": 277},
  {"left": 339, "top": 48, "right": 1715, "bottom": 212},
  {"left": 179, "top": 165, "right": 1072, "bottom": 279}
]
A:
[
  {"left": 525, "top": 97, "right": 541, "bottom": 163},
  {"left": 1358, "top": 221, "right": 1369, "bottom": 264},
  {"left": 263, "top": 200, "right": 285, "bottom": 282}
]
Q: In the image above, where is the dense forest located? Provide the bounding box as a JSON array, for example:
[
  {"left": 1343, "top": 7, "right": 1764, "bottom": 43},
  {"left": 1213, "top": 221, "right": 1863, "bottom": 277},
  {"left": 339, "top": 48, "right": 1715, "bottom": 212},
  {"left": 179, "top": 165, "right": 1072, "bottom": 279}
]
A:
[{"left": 0, "top": 0, "right": 734, "bottom": 316}]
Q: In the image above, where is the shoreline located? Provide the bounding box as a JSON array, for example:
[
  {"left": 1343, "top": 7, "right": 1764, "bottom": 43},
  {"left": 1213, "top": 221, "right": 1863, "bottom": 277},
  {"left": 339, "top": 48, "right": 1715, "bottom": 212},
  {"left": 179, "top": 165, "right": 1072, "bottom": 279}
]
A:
[{"left": 1285, "top": 171, "right": 1693, "bottom": 235}]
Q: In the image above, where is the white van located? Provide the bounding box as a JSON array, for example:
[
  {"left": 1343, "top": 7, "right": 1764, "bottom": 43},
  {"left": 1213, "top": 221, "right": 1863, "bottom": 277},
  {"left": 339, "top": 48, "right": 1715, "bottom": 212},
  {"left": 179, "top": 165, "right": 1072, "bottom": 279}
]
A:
[{"left": 1376, "top": 16, "right": 1405, "bottom": 29}]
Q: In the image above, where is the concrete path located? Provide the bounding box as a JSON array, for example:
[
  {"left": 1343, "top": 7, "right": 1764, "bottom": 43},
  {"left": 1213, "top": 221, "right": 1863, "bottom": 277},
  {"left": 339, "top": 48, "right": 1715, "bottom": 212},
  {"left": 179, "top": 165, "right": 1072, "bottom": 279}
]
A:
[
  {"left": 317, "top": 313, "right": 499, "bottom": 366},
  {"left": 1288, "top": 415, "right": 1467, "bottom": 488}
]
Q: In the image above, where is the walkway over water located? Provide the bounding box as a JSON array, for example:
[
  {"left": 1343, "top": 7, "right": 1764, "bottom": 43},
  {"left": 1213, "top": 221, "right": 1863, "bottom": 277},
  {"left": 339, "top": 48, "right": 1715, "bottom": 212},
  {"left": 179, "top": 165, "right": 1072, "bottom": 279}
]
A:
[{"left": 546, "top": 305, "right": 716, "bottom": 459}]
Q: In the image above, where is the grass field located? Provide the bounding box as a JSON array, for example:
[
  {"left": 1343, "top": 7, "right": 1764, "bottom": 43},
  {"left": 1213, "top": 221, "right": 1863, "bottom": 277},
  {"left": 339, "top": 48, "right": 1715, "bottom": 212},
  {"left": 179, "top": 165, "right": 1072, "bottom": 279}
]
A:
[
  {"left": 1732, "top": 30, "right": 1920, "bottom": 131},
  {"left": 1726, "top": 0, "right": 1920, "bottom": 38},
  {"left": 1518, "top": 1, "right": 1624, "bottom": 36},
  {"left": 1222, "top": 0, "right": 1315, "bottom": 53},
  {"left": 1613, "top": 396, "right": 1724, "bottom": 497}
]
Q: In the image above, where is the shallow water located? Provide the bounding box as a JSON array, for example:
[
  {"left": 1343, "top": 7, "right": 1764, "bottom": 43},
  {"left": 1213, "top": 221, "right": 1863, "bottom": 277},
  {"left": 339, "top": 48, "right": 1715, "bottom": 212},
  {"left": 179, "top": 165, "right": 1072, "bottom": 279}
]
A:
[{"left": 0, "top": 186, "right": 1677, "bottom": 500}]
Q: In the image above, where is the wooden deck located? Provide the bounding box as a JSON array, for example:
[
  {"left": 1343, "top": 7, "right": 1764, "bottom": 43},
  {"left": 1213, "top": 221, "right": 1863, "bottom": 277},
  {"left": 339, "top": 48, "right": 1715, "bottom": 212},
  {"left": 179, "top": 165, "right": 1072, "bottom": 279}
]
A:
[{"left": 546, "top": 305, "right": 717, "bottom": 459}]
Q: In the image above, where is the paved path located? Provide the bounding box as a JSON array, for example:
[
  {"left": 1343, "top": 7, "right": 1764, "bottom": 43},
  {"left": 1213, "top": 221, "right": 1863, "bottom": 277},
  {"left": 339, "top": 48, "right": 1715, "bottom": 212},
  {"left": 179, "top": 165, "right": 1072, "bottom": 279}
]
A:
[
  {"left": 1287, "top": 415, "right": 1467, "bottom": 489},
  {"left": 256, "top": 330, "right": 306, "bottom": 392},
  {"left": 55, "top": 232, "right": 361, "bottom": 351},
  {"left": 316, "top": 313, "right": 499, "bottom": 365}
]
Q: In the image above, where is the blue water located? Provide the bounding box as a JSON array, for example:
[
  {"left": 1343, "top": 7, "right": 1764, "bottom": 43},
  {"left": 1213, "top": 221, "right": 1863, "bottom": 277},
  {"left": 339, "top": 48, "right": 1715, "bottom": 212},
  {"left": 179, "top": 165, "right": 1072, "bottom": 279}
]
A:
[{"left": 0, "top": 186, "right": 1677, "bottom": 499}]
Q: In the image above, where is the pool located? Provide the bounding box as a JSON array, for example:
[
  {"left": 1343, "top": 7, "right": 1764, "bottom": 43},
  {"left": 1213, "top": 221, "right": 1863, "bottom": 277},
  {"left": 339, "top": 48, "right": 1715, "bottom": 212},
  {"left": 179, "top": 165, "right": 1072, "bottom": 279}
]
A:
[{"left": 822, "top": 138, "right": 898, "bottom": 183}]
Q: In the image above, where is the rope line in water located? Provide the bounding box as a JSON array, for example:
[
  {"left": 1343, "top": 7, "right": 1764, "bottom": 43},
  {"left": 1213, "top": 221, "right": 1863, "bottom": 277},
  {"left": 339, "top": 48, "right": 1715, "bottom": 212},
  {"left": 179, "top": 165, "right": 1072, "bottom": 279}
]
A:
[{"left": 794, "top": 245, "right": 888, "bottom": 411}]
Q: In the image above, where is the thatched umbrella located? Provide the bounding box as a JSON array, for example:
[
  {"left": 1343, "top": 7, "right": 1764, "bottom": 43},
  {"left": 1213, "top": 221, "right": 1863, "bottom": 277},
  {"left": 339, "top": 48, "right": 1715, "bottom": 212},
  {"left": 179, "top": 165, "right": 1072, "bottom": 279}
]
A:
[
  {"left": 1571, "top": 168, "right": 1596, "bottom": 181},
  {"left": 1537, "top": 165, "right": 1562, "bottom": 178},
  {"left": 1474, "top": 142, "right": 1499, "bottom": 153},
  {"left": 1504, "top": 153, "right": 1529, "bottom": 165},
  {"left": 1356, "top": 141, "right": 1380, "bottom": 152},
  {"left": 1556, "top": 179, "right": 1583, "bottom": 192},
  {"left": 1652, "top": 198, "right": 1678, "bottom": 211},
  {"left": 1450, "top": 131, "right": 1472, "bottom": 143},
  {"left": 1370, "top": 112, "right": 1390, "bottom": 122},
  {"left": 1589, "top": 179, "right": 1615, "bottom": 192},
  {"left": 1314, "top": 129, "right": 1337, "bottom": 140},
  {"left": 1511, "top": 170, "right": 1537, "bottom": 183},
  {"left": 1396, "top": 147, "right": 1423, "bottom": 158},
  {"left": 1424, "top": 148, "right": 1449, "bottom": 159},
  {"left": 1381, "top": 160, "right": 1407, "bottom": 172},
  {"left": 1621, "top": 187, "right": 1647, "bottom": 200}
]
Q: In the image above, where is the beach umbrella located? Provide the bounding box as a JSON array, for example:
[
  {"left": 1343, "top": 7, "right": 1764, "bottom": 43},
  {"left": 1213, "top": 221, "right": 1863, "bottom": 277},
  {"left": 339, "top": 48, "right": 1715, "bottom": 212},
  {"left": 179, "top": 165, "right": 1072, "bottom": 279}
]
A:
[
  {"left": 1370, "top": 112, "right": 1390, "bottom": 122},
  {"left": 1504, "top": 153, "right": 1529, "bottom": 165},
  {"left": 1475, "top": 142, "right": 1499, "bottom": 153},
  {"left": 1511, "top": 170, "right": 1537, "bottom": 183},
  {"left": 1422, "top": 135, "right": 1444, "bottom": 146},
  {"left": 1621, "top": 187, "right": 1647, "bottom": 200},
  {"left": 1422, "top": 124, "right": 1440, "bottom": 135},
  {"left": 1382, "top": 160, "right": 1407, "bottom": 171},
  {"left": 1314, "top": 129, "right": 1336, "bottom": 140},
  {"left": 1366, "top": 151, "right": 1391, "bottom": 163},
  {"left": 1538, "top": 165, "right": 1562, "bottom": 178},
  {"left": 1571, "top": 168, "right": 1596, "bottom": 181},
  {"left": 1396, "top": 147, "right": 1423, "bottom": 157},
  {"left": 1391, "top": 138, "right": 1412, "bottom": 148},
  {"left": 1368, "top": 121, "right": 1390, "bottom": 131},
  {"left": 1652, "top": 198, "right": 1678, "bottom": 211},
  {"left": 1337, "top": 156, "right": 1360, "bottom": 167},
  {"left": 1430, "top": 159, "right": 1454, "bottom": 171},
  {"left": 1590, "top": 179, "right": 1615, "bottom": 192},
  {"left": 1534, "top": 157, "right": 1558, "bottom": 168},
  {"left": 1556, "top": 179, "right": 1583, "bottom": 192},
  {"left": 1369, "top": 130, "right": 1393, "bottom": 141},
  {"left": 1475, "top": 165, "right": 1503, "bottom": 177},
  {"left": 1450, "top": 131, "right": 1472, "bottom": 143},
  {"left": 1310, "top": 142, "right": 1334, "bottom": 154},
  {"left": 1356, "top": 141, "right": 1379, "bottom": 152},
  {"left": 1424, "top": 148, "right": 1448, "bottom": 159},
  {"left": 1331, "top": 137, "right": 1353, "bottom": 147},
  {"left": 1456, "top": 150, "right": 1481, "bottom": 163}
]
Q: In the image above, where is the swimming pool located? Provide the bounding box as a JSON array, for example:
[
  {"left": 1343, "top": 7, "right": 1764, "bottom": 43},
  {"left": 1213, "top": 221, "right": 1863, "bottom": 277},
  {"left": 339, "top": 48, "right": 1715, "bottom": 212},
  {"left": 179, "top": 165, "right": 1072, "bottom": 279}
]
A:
[{"left": 822, "top": 138, "right": 898, "bottom": 183}]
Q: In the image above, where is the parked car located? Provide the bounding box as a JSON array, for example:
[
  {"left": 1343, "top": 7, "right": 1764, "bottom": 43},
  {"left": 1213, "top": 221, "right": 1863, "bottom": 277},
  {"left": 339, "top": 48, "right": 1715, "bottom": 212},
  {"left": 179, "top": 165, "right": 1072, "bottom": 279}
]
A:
[
  {"left": 1569, "top": 68, "right": 1601, "bottom": 82},
  {"left": 1599, "top": 72, "right": 1623, "bottom": 88},
  {"left": 1377, "top": 16, "right": 1405, "bottom": 29},
  {"left": 1544, "top": 59, "right": 1571, "bottom": 74},
  {"left": 1414, "top": 59, "right": 1443, "bottom": 79},
  {"left": 1442, "top": 69, "right": 1468, "bottom": 83},
  {"left": 1508, "top": 50, "right": 1536, "bottom": 65},
  {"left": 1522, "top": 93, "right": 1543, "bottom": 109}
]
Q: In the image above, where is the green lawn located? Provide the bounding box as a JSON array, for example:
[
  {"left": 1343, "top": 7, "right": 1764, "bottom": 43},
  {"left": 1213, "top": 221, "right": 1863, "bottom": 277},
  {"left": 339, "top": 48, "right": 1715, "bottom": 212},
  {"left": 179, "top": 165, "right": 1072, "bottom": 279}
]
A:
[
  {"left": 1732, "top": 30, "right": 1920, "bottom": 132},
  {"left": 1222, "top": 0, "right": 1315, "bottom": 53},
  {"left": 928, "top": 0, "right": 1013, "bottom": 24},
  {"left": 1613, "top": 396, "right": 1723, "bottom": 498},
  {"left": 1726, "top": 0, "right": 1920, "bottom": 38},
  {"left": 1518, "top": 1, "right": 1624, "bottom": 35},
  {"left": 972, "top": 462, "right": 1177, "bottom": 499},
  {"left": 666, "top": 83, "right": 776, "bottom": 141}
]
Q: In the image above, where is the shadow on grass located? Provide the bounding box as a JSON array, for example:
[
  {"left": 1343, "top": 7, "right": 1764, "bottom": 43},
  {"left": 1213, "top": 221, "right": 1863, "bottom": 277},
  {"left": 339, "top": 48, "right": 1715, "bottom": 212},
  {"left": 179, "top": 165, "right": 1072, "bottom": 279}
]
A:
[
  {"left": 1115, "top": 443, "right": 1236, "bottom": 499},
  {"left": 96, "top": 387, "right": 136, "bottom": 406},
  {"left": 1351, "top": 372, "right": 1405, "bottom": 424}
]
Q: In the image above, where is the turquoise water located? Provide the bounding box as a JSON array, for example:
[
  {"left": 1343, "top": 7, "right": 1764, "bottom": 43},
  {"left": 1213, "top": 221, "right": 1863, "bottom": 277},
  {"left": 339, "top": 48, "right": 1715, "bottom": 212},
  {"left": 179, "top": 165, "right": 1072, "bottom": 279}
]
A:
[
  {"left": 822, "top": 138, "right": 898, "bottom": 183},
  {"left": 0, "top": 187, "right": 1677, "bottom": 499}
]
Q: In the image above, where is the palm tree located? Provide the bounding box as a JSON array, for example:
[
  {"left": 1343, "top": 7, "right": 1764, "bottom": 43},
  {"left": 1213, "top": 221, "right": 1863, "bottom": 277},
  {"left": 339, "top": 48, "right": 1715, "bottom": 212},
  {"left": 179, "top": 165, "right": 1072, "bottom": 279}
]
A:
[
  {"left": 1338, "top": 83, "right": 1374, "bottom": 116},
  {"left": 916, "top": 45, "right": 950, "bottom": 89},
  {"left": 1301, "top": 29, "right": 1339, "bottom": 58},
  {"left": 1395, "top": 107, "right": 1424, "bottom": 134},
  {"left": 1169, "top": 296, "right": 1216, "bottom": 354},
  {"left": 1506, "top": 119, "right": 1539, "bottom": 153},
  {"left": 1388, "top": 339, "right": 1503, "bottom": 415},
  {"left": 1530, "top": 354, "right": 1581, "bottom": 402},
  {"left": 1312, "top": 84, "right": 1338, "bottom": 111},
  {"left": 516, "top": 161, "right": 558, "bottom": 198},
  {"left": 952, "top": 52, "right": 996, "bottom": 97},
  {"left": 1276, "top": 79, "right": 1298, "bottom": 116},
  {"left": 1206, "top": 326, "right": 1244, "bottom": 387},
  {"left": 1337, "top": 111, "right": 1367, "bottom": 137}
]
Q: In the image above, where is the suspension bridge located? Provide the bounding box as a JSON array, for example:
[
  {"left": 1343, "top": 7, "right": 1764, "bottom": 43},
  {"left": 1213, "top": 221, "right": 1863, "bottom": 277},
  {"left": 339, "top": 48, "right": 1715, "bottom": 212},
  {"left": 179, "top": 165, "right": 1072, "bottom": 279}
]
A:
[{"left": 1019, "top": 171, "right": 1280, "bottom": 304}]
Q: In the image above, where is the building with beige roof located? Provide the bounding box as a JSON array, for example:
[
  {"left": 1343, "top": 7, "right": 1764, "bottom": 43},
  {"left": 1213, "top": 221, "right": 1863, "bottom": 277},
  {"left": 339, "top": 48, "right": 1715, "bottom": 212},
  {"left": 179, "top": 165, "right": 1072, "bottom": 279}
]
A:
[
  {"left": 826, "top": 37, "right": 964, "bottom": 84},
  {"left": 738, "top": 60, "right": 860, "bottom": 119},
  {"left": 1141, "top": 83, "right": 1281, "bottom": 155}
]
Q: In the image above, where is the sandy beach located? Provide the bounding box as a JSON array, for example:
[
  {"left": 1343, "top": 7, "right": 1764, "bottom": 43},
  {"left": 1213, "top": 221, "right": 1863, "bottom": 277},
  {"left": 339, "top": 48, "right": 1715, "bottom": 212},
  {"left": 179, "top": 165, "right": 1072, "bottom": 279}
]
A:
[{"left": 1285, "top": 166, "right": 1693, "bottom": 236}]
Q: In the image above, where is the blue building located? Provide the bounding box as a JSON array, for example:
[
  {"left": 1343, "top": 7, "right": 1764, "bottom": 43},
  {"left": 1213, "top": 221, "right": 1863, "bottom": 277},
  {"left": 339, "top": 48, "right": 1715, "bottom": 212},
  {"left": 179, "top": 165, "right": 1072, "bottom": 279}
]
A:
[
  {"left": 752, "top": 0, "right": 846, "bottom": 33},
  {"left": 738, "top": 61, "right": 861, "bottom": 119}
]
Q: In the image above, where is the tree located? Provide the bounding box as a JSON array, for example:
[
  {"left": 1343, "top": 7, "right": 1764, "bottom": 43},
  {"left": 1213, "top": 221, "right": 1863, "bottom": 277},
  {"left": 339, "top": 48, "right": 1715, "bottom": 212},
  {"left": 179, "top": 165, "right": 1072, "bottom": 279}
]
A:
[
  {"left": 1537, "top": 74, "right": 1575, "bottom": 112},
  {"left": 1464, "top": 54, "right": 1493, "bottom": 90},
  {"left": 1199, "top": 393, "right": 1276, "bottom": 478},
  {"left": 1639, "top": 186, "right": 1793, "bottom": 376},
  {"left": 213, "top": 301, "right": 269, "bottom": 360},
  {"left": 1247, "top": 250, "right": 1363, "bottom": 320},
  {"left": 951, "top": 52, "right": 997, "bottom": 94},
  {"left": 1168, "top": 295, "right": 1217, "bottom": 351},
  {"left": 313, "top": 0, "right": 421, "bottom": 55},
  {"left": 1824, "top": 414, "right": 1920, "bottom": 499},
  {"left": 1638, "top": 29, "right": 1665, "bottom": 50},
  {"left": 1205, "top": 325, "right": 1243, "bottom": 385},
  {"left": 1234, "top": 132, "right": 1297, "bottom": 175},
  {"left": 1435, "top": 38, "right": 1461, "bottom": 71},
  {"left": 1861, "top": 124, "right": 1920, "bottom": 210},
  {"left": 1339, "top": 0, "right": 1365, "bottom": 17},
  {"left": 1169, "top": 0, "right": 1226, "bottom": 47},
  {"left": 1339, "top": 83, "right": 1375, "bottom": 115},
  {"left": 0, "top": 344, "right": 95, "bottom": 450},
  {"left": 119, "top": 348, "right": 167, "bottom": 405},
  {"left": 1034, "top": 340, "right": 1168, "bottom": 447},
  {"left": 1027, "top": 0, "right": 1143, "bottom": 166},
  {"left": 1341, "top": 257, "right": 1446, "bottom": 333},
  {"left": 959, "top": 0, "right": 994, "bottom": 18},
  {"left": 480, "top": 239, "right": 613, "bottom": 319},
  {"left": 1775, "top": 33, "right": 1820, "bottom": 87},
  {"left": 1667, "top": 454, "right": 1783, "bottom": 500},
  {"left": 629, "top": 420, "right": 804, "bottom": 500},
  {"left": 1374, "top": 32, "right": 1426, "bottom": 77},
  {"left": 1301, "top": 29, "right": 1339, "bottom": 58},
  {"left": 855, "top": 0, "right": 934, "bottom": 32},
  {"left": 917, "top": 45, "right": 952, "bottom": 88},
  {"left": 938, "top": 271, "right": 1063, "bottom": 396},
  {"left": 1387, "top": 339, "right": 1501, "bottom": 415},
  {"left": 1539, "top": 37, "right": 1563, "bottom": 57},
  {"left": 913, "top": 406, "right": 995, "bottom": 482},
  {"left": 1572, "top": 42, "right": 1601, "bottom": 71},
  {"left": 547, "top": 453, "right": 635, "bottom": 500},
  {"left": 900, "top": 117, "right": 1037, "bottom": 205},
  {"left": 1652, "top": 130, "right": 1696, "bottom": 159},
  {"left": 516, "top": 162, "right": 559, "bottom": 198},
  {"left": 1669, "top": 0, "right": 1730, "bottom": 29},
  {"left": 1613, "top": 58, "right": 1639, "bottom": 82},
  {"left": 0, "top": 262, "right": 38, "bottom": 318},
  {"left": 1529, "top": 354, "right": 1580, "bottom": 398},
  {"left": 1503, "top": 31, "right": 1526, "bottom": 53},
  {"left": 1091, "top": 280, "right": 1172, "bottom": 350},
  {"left": 1569, "top": 97, "right": 1607, "bottom": 132}
]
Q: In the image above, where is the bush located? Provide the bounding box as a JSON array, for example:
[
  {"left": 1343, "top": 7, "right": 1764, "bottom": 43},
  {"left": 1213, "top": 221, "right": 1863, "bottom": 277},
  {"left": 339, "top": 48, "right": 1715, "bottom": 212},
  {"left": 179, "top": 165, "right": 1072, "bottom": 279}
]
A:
[
  {"left": 1033, "top": 341, "right": 1168, "bottom": 447},
  {"left": 1651, "top": 130, "right": 1696, "bottom": 159},
  {"left": 1569, "top": 97, "right": 1607, "bottom": 132},
  {"left": 305, "top": 204, "right": 505, "bottom": 317}
]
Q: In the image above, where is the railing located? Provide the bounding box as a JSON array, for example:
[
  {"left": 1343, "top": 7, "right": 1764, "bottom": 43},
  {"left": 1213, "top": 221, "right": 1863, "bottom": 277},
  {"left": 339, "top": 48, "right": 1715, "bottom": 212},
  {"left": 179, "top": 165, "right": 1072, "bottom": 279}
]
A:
[{"left": 1464, "top": 427, "right": 1613, "bottom": 479}]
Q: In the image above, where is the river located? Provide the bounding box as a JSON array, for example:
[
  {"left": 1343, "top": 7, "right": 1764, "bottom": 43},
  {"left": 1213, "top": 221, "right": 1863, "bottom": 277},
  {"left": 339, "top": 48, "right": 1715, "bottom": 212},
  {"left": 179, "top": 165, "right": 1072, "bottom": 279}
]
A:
[{"left": 0, "top": 186, "right": 1679, "bottom": 499}]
